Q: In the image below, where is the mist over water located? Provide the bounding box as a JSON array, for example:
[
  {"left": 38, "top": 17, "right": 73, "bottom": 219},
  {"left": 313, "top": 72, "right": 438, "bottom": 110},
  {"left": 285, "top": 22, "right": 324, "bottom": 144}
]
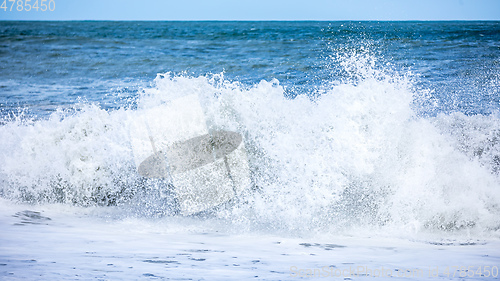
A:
[{"left": 1, "top": 21, "right": 499, "bottom": 242}]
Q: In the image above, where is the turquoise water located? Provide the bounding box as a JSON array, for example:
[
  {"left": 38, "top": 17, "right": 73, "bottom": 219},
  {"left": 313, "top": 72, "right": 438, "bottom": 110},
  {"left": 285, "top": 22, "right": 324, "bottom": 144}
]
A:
[{"left": 1, "top": 21, "right": 499, "bottom": 116}]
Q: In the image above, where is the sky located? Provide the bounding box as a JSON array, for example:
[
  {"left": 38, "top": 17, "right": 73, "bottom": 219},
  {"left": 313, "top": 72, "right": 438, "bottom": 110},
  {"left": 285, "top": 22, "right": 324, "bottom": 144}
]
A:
[{"left": 0, "top": 0, "right": 499, "bottom": 21}]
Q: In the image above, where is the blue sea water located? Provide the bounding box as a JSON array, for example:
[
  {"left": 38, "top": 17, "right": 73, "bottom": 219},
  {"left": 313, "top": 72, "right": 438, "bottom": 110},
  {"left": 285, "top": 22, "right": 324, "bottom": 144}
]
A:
[
  {"left": 1, "top": 21, "right": 500, "bottom": 280},
  {"left": 1, "top": 21, "right": 499, "bottom": 116}
]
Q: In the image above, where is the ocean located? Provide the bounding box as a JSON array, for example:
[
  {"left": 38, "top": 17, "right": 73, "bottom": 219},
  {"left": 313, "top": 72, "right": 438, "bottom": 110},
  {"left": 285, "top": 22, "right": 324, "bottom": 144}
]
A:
[{"left": 0, "top": 21, "right": 499, "bottom": 280}]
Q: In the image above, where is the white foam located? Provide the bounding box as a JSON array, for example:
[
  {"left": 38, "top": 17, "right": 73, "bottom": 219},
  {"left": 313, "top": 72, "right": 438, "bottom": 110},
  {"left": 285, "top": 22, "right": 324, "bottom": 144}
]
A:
[
  {"left": 1, "top": 200, "right": 499, "bottom": 280},
  {"left": 0, "top": 55, "right": 499, "bottom": 240}
]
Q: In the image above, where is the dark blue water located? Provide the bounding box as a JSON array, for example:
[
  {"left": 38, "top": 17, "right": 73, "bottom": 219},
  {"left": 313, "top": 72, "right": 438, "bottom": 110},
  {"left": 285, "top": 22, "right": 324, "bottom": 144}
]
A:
[{"left": 1, "top": 21, "right": 499, "bottom": 117}]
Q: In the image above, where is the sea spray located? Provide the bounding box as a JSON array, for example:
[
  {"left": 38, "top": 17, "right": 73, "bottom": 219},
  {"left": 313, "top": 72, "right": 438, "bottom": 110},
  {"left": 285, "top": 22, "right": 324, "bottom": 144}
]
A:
[
  {"left": 1, "top": 55, "right": 499, "bottom": 239},
  {"left": 0, "top": 105, "right": 139, "bottom": 205}
]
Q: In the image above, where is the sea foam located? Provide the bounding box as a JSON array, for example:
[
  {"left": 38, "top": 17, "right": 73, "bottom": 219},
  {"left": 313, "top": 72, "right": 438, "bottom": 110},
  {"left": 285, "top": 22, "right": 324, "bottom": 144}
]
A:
[{"left": 1, "top": 54, "right": 499, "bottom": 240}]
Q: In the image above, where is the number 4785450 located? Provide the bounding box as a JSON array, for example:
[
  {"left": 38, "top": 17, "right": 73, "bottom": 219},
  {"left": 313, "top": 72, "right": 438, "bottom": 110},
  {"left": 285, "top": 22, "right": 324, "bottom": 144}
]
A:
[{"left": 1, "top": 0, "right": 55, "bottom": 12}]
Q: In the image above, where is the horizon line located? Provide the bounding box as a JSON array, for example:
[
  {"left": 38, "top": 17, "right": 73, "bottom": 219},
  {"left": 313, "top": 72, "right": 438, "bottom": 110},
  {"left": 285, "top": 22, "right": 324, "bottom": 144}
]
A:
[{"left": 1, "top": 19, "right": 500, "bottom": 22}]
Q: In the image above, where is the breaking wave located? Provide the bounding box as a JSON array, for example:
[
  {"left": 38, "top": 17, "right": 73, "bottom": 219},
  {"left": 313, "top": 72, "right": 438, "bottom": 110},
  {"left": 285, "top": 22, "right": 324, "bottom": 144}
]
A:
[{"left": 1, "top": 53, "right": 499, "bottom": 240}]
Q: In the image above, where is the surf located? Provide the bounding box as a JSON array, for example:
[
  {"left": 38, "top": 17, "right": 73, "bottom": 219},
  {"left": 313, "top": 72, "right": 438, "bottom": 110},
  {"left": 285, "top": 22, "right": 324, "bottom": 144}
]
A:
[{"left": 0, "top": 54, "right": 499, "bottom": 241}]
